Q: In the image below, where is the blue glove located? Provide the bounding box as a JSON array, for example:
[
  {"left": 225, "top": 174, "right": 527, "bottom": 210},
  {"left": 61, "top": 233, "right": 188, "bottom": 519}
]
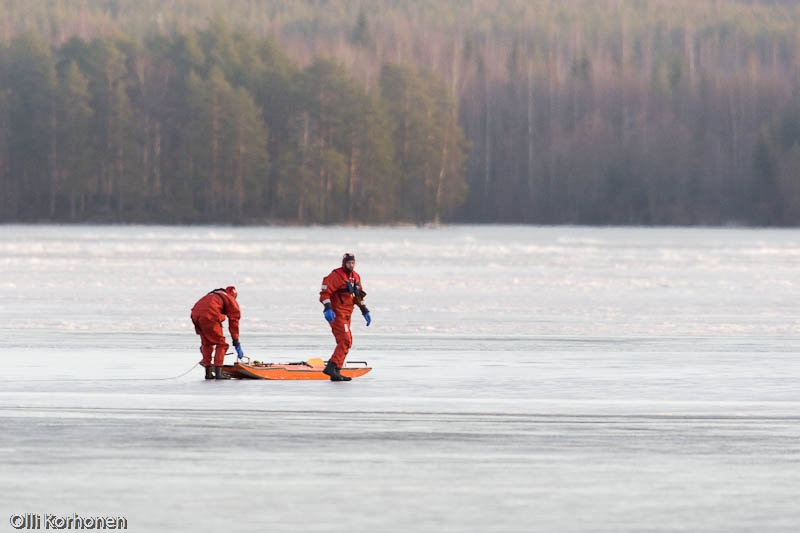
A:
[
  {"left": 364, "top": 311, "right": 371, "bottom": 326},
  {"left": 235, "top": 344, "right": 244, "bottom": 359},
  {"left": 324, "top": 308, "right": 336, "bottom": 323}
]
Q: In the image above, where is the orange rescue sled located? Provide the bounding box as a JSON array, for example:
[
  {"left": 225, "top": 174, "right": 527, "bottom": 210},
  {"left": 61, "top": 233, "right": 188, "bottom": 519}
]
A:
[{"left": 219, "top": 357, "right": 371, "bottom": 380}]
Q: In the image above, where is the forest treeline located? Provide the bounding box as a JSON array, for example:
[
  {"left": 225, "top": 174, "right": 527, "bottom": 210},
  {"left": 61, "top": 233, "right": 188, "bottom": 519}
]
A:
[
  {"left": 2, "top": 0, "right": 800, "bottom": 225},
  {"left": 0, "top": 24, "right": 466, "bottom": 223}
]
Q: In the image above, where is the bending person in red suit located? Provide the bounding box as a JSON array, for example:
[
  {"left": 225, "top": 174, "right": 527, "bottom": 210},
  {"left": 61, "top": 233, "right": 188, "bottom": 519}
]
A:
[
  {"left": 319, "top": 253, "right": 371, "bottom": 381},
  {"left": 190, "top": 285, "right": 243, "bottom": 380}
]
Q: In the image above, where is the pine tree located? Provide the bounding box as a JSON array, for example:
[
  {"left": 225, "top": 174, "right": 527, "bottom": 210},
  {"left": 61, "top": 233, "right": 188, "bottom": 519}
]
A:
[
  {"left": 351, "top": 8, "right": 373, "bottom": 49},
  {"left": 380, "top": 62, "right": 468, "bottom": 223},
  {"left": 57, "top": 61, "right": 93, "bottom": 220},
  {"left": 5, "top": 32, "right": 57, "bottom": 219}
]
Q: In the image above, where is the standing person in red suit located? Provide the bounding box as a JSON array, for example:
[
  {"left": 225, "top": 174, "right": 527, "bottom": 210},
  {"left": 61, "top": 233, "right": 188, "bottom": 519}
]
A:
[
  {"left": 319, "top": 253, "right": 371, "bottom": 381},
  {"left": 190, "top": 286, "right": 244, "bottom": 380}
]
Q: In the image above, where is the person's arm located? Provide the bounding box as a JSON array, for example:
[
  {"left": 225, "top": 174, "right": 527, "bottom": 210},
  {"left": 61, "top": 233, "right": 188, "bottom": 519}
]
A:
[
  {"left": 356, "top": 276, "right": 370, "bottom": 326},
  {"left": 226, "top": 296, "right": 241, "bottom": 341},
  {"left": 320, "top": 272, "right": 337, "bottom": 322},
  {"left": 226, "top": 296, "right": 244, "bottom": 358}
]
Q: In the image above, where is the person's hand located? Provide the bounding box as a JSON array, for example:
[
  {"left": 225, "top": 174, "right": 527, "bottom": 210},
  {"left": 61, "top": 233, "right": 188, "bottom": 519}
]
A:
[
  {"left": 232, "top": 338, "right": 243, "bottom": 358},
  {"left": 324, "top": 308, "right": 336, "bottom": 323},
  {"left": 363, "top": 311, "right": 371, "bottom": 326}
]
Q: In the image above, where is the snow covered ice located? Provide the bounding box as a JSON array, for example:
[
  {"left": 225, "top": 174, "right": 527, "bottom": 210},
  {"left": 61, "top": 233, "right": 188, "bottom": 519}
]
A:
[{"left": 1, "top": 225, "right": 799, "bottom": 532}]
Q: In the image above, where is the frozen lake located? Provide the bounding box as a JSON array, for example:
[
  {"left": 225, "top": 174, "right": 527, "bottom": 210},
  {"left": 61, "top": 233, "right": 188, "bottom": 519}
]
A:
[{"left": 1, "top": 225, "right": 799, "bottom": 532}]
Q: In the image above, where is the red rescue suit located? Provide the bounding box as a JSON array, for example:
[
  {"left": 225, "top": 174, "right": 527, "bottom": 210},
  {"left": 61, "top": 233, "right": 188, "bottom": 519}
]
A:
[
  {"left": 320, "top": 268, "right": 366, "bottom": 368},
  {"left": 190, "top": 288, "right": 240, "bottom": 367}
]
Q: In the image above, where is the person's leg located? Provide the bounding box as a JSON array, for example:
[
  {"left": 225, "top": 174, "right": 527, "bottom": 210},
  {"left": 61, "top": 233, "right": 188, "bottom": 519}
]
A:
[
  {"left": 199, "top": 318, "right": 229, "bottom": 379},
  {"left": 197, "top": 326, "right": 215, "bottom": 379},
  {"left": 329, "top": 318, "right": 352, "bottom": 367},
  {"left": 199, "top": 343, "right": 214, "bottom": 367},
  {"left": 324, "top": 318, "right": 353, "bottom": 381}
]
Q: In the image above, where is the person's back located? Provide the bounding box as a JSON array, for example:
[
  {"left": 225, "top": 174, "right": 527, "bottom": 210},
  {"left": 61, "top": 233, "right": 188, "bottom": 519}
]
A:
[{"left": 192, "top": 290, "right": 233, "bottom": 323}]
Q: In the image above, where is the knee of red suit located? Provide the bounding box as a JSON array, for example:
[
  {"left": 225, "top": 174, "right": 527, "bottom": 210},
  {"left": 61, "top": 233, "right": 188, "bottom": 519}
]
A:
[{"left": 336, "top": 337, "right": 352, "bottom": 349}]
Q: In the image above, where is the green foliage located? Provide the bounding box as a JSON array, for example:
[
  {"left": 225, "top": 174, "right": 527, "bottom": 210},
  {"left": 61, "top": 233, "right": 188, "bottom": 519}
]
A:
[
  {"left": 57, "top": 61, "right": 93, "bottom": 220},
  {"left": 380, "top": 62, "right": 467, "bottom": 223},
  {"left": 3, "top": 1, "right": 800, "bottom": 224},
  {"left": 5, "top": 32, "right": 57, "bottom": 219},
  {"left": 752, "top": 97, "right": 800, "bottom": 225},
  {"left": 0, "top": 23, "right": 466, "bottom": 224}
]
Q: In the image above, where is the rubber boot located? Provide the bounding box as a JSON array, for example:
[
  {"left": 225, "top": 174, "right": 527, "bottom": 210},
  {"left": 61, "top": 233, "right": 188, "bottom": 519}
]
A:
[
  {"left": 215, "top": 366, "right": 230, "bottom": 380},
  {"left": 204, "top": 366, "right": 215, "bottom": 380},
  {"left": 323, "top": 360, "right": 337, "bottom": 380},
  {"left": 323, "top": 361, "right": 351, "bottom": 382}
]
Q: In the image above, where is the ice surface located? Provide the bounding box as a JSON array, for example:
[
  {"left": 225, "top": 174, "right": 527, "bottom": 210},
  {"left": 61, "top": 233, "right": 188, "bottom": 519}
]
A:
[{"left": 1, "top": 225, "right": 799, "bottom": 532}]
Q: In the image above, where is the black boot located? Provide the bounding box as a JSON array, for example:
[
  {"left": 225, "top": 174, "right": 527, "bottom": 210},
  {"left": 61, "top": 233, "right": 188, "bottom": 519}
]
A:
[
  {"left": 323, "top": 361, "right": 337, "bottom": 380},
  {"left": 323, "top": 361, "right": 351, "bottom": 382},
  {"left": 204, "top": 366, "right": 214, "bottom": 380},
  {"left": 215, "top": 366, "right": 230, "bottom": 380}
]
